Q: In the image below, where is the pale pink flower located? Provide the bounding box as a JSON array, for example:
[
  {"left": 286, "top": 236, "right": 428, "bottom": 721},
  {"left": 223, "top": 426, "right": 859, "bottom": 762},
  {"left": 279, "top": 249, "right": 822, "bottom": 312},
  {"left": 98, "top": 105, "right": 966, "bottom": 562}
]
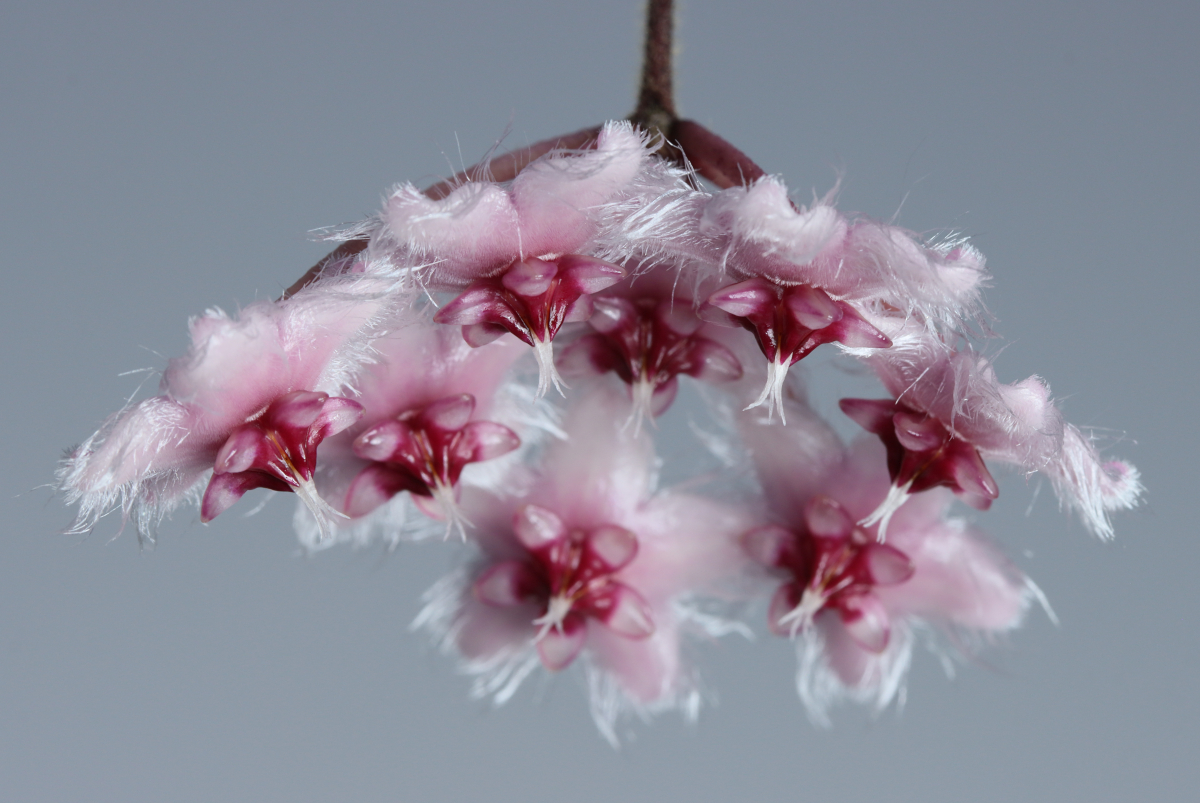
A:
[
  {"left": 845, "top": 332, "right": 1142, "bottom": 539},
  {"left": 362, "top": 122, "right": 671, "bottom": 395},
  {"left": 292, "top": 311, "right": 530, "bottom": 547},
  {"left": 695, "top": 176, "right": 987, "bottom": 419},
  {"left": 742, "top": 424, "right": 1034, "bottom": 723},
  {"left": 415, "top": 385, "right": 755, "bottom": 743},
  {"left": 58, "top": 278, "right": 389, "bottom": 539},
  {"left": 557, "top": 265, "right": 743, "bottom": 429}
]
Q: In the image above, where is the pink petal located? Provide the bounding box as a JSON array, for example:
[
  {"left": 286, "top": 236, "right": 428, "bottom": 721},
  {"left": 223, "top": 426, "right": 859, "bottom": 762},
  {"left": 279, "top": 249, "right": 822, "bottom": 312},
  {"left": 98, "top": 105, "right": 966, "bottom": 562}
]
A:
[
  {"left": 344, "top": 463, "right": 421, "bottom": 518},
  {"left": 352, "top": 420, "right": 409, "bottom": 462},
  {"left": 201, "top": 471, "right": 285, "bottom": 523},
  {"left": 838, "top": 398, "right": 895, "bottom": 434},
  {"left": 829, "top": 310, "right": 892, "bottom": 349},
  {"left": 949, "top": 445, "right": 1000, "bottom": 500},
  {"left": 513, "top": 504, "right": 567, "bottom": 550},
  {"left": 656, "top": 301, "right": 702, "bottom": 336},
  {"left": 588, "top": 296, "right": 637, "bottom": 334},
  {"left": 433, "top": 285, "right": 506, "bottom": 326},
  {"left": 537, "top": 616, "right": 587, "bottom": 671},
  {"left": 459, "top": 420, "right": 521, "bottom": 462},
  {"left": 561, "top": 294, "right": 595, "bottom": 323},
  {"left": 705, "top": 278, "right": 776, "bottom": 318},
  {"left": 312, "top": 397, "right": 364, "bottom": 440},
  {"left": 556, "top": 335, "right": 618, "bottom": 377},
  {"left": 892, "top": 411, "right": 945, "bottom": 452},
  {"left": 270, "top": 390, "right": 329, "bottom": 430},
  {"left": 461, "top": 322, "right": 508, "bottom": 347},
  {"left": 213, "top": 426, "right": 268, "bottom": 475},
  {"left": 686, "top": 339, "right": 743, "bottom": 382}
]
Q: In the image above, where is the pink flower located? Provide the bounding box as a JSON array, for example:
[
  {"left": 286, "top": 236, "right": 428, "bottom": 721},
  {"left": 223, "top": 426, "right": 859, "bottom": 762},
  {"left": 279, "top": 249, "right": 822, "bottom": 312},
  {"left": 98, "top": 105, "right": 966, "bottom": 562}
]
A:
[
  {"left": 291, "top": 312, "right": 530, "bottom": 548},
  {"left": 432, "top": 253, "right": 626, "bottom": 396},
  {"left": 58, "top": 278, "right": 388, "bottom": 539},
  {"left": 472, "top": 504, "right": 655, "bottom": 672},
  {"left": 738, "top": 394, "right": 1032, "bottom": 720},
  {"left": 743, "top": 495, "right": 916, "bottom": 648},
  {"left": 705, "top": 277, "right": 891, "bottom": 421},
  {"left": 693, "top": 176, "right": 988, "bottom": 419},
  {"left": 346, "top": 394, "right": 520, "bottom": 526},
  {"left": 366, "top": 123, "right": 668, "bottom": 395},
  {"left": 557, "top": 266, "right": 743, "bottom": 428},
  {"left": 847, "top": 333, "right": 1141, "bottom": 539},
  {"left": 416, "top": 385, "right": 755, "bottom": 743}
]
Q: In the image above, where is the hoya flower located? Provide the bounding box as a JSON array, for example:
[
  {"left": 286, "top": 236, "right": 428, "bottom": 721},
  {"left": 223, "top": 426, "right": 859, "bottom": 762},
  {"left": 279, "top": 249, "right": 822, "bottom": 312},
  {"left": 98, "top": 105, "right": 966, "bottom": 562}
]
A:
[
  {"left": 742, "top": 422, "right": 1033, "bottom": 723},
  {"left": 704, "top": 277, "right": 892, "bottom": 421},
  {"left": 292, "top": 312, "right": 531, "bottom": 548},
  {"left": 366, "top": 122, "right": 671, "bottom": 395},
  {"left": 58, "top": 278, "right": 389, "bottom": 538},
  {"left": 844, "top": 333, "right": 1142, "bottom": 539},
  {"left": 416, "top": 385, "right": 755, "bottom": 743},
  {"left": 557, "top": 266, "right": 743, "bottom": 429},
  {"left": 432, "top": 254, "right": 626, "bottom": 396},
  {"left": 696, "top": 176, "right": 989, "bottom": 419}
]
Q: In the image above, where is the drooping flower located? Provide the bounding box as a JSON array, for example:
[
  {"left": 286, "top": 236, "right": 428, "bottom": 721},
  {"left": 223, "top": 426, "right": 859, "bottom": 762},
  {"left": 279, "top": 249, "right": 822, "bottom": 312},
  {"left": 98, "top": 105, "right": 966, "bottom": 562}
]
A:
[
  {"left": 415, "top": 384, "right": 755, "bottom": 743},
  {"left": 694, "top": 176, "right": 988, "bottom": 419},
  {"left": 845, "top": 332, "right": 1141, "bottom": 539},
  {"left": 557, "top": 266, "right": 743, "bottom": 429},
  {"left": 292, "top": 311, "right": 532, "bottom": 548},
  {"left": 432, "top": 253, "right": 626, "bottom": 396},
  {"left": 704, "top": 277, "right": 892, "bottom": 421},
  {"left": 742, "top": 420, "right": 1034, "bottom": 722},
  {"left": 361, "top": 122, "right": 676, "bottom": 395},
  {"left": 58, "top": 277, "right": 389, "bottom": 539}
]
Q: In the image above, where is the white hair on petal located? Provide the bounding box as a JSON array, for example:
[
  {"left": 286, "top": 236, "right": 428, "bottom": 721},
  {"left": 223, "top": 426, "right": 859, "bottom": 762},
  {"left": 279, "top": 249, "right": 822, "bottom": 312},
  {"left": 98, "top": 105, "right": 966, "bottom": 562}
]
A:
[
  {"left": 796, "top": 622, "right": 914, "bottom": 727},
  {"left": 858, "top": 327, "right": 1142, "bottom": 538},
  {"left": 412, "top": 568, "right": 544, "bottom": 707},
  {"left": 1045, "top": 425, "right": 1143, "bottom": 540},
  {"left": 59, "top": 273, "right": 398, "bottom": 539},
  {"left": 581, "top": 599, "right": 743, "bottom": 747}
]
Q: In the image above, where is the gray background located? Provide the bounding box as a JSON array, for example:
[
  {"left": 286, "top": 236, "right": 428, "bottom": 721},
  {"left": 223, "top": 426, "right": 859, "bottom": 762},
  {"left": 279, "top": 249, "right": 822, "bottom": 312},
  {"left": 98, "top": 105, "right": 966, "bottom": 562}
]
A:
[{"left": 2, "top": 1, "right": 1195, "bottom": 800}]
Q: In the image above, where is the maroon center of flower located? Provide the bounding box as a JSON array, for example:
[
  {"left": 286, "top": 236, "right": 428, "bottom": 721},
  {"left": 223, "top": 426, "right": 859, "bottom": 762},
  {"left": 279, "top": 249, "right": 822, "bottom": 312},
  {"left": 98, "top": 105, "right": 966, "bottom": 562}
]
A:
[
  {"left": 705, "top": 278, "right": 891, "bottom": 368},
  {"left": 473, "top": 504, "right": 655, "bottom": 671},
  {"left": 433, "top": 255, "right": 628, "bottom": 396},
  {"left": 201, "top": 390, "right": 364, "bottom": 524},
  {"left": 839, "top": 397, "right": 999, "bottom": 510},
  {"left": 557, "top": 296, "right": 742, "bottom": 418},
  {"left": 742, "top": 495, "right": 915, "bottom": 652},
  {"left": 344, "top": 393, "right": 520, "bottom": 519}
]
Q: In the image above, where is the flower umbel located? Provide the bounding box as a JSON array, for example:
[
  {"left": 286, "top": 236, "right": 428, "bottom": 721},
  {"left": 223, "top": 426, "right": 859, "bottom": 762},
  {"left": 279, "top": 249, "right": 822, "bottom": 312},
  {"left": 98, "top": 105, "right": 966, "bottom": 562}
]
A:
[{"left": 57, "top": 0, "right": 1142, "bottom": 743}]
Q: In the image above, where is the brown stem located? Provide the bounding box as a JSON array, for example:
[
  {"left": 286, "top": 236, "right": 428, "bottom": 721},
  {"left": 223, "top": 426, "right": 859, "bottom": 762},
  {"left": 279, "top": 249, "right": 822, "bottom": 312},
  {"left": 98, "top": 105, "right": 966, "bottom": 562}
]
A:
[
  {"left": 671, "top": 119, "right": 768, "bottom": 189},
  {"left": 630, "top": 0, "right": 677, "bottom": 138}
]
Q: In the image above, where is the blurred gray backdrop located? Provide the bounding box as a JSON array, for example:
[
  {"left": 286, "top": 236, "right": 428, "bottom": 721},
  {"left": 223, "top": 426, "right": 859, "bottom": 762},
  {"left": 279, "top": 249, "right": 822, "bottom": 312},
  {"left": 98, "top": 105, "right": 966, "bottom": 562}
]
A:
[{"left": 2, "top": 1, "right": 1195, "bottom": 801}]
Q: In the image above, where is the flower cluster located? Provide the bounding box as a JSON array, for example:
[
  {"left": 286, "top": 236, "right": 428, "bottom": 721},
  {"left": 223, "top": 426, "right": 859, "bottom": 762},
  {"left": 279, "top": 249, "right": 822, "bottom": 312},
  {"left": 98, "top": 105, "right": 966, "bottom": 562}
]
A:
[{"left": 60, "top": 121, "right": 1141, "bottom": 742}]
